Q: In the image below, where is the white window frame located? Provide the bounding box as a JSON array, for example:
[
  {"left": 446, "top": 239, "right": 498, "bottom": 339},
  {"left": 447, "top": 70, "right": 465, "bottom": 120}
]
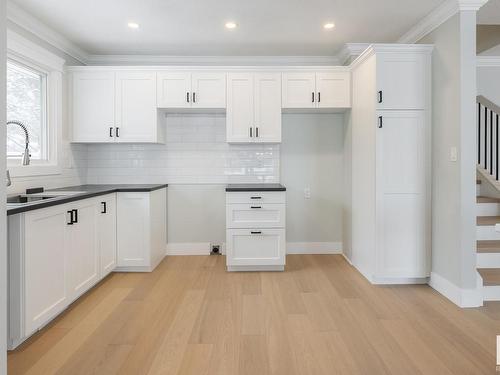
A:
[{"left": 6, "top": 30, "right": 64, "bottom": 177}]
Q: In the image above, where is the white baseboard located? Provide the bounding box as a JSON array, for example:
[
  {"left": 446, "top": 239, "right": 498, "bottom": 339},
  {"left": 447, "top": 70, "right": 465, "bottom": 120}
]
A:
[
  {"left": 483, "top": 285, "right": 500, "bottom": 301},
  {"left": 166, "top": 242, "right": 211, "bottom": 256},
  {"left": 286, "top": 242, "right": 342, "bottom": 254},
  {"left": 428, "top": 272, "right": 483, "bottom": 308},
  {"left": 342, "top": 253, "right": 353, "bottom": 265}
]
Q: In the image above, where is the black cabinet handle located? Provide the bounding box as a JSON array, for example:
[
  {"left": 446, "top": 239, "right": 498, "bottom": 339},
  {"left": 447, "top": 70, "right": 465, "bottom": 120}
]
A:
[
  {"left": 187, "top": 92, "right": 190, "bottom": 103},
  {"left": 256, "top": 127, "right": 259, "bottom": 138},
  {"left": 109, "top": 127, "right": 113, "bottom": 137},
  {"left": 116, "top": 127, "right": 120, "bottom": 137},
  {"left": 378, "top": 91, "right": 383, "bottom": 103},
  {"left": 378, "top": 116, "right": 383, "bottom": 128},
  {"left": 101, "top": 201, "right": 107, "bottom": 214},
  {"left": 312, "top": 92, "right": 315, "bottom": 103},
  {"left": 250, "top": 127, "right": 253, "bottom": 138},
  {"left": 250, "top": 206, "right": 262, "bottom": 209},
  {"left": 318, "top": 92, "right": 321, "bottom": 103},
  {"left": 67, "top": 210, "right": 74, "bottom": 225},
  {"left": 250, "top": 231, "right": 262, "bottom": 235},
  {"left": 250, "top": 196, "right": 261, "bottom": 200},
  {"left": 193, "top": 92, "right": 196, "bottom": 103},
  {"left": 72, "top": 209, "right": 78, "bottom": 224}
]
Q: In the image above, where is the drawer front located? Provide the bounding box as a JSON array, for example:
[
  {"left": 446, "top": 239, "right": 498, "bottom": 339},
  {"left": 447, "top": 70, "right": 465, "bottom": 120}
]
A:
[
  {"left": 227, "top": 204, "right": 285, "bottom": 228},
  {"left": 226, "top": 192, "right": 285, "bottom": 204},
  {"left": 226, "top": 228, "right": 286, "bottom": 266}
]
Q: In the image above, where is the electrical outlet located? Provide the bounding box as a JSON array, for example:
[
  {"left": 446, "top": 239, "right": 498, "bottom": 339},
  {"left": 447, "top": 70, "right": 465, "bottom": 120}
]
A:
[
  {"left": 304, "top": 187, "right": 311, "bottom": 199},
  {"left": 211, "top": 244, "right": 221, "bottom": 255},
  {"left": 450, "top": 147, "right": 458, "bottom": 162}
]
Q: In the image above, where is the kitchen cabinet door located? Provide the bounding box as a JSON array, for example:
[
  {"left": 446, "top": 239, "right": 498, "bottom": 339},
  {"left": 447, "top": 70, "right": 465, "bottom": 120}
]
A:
[
  {"left": 157, "top": 72, "right": 191, "bottom": 108},
  {"left": 191, "top": 73, "right": 226, "bottom": 108},
  {"left": 375, "top": 111, "right": 427, "bottom": 278},
  {"left": 98, "top": 194, "right": 117, "bottom": 278},
  {"left": 117, "top": 193, "right": 150, "bottom": 268},
  {"left": 376, "top": 53, "right": 428, "bottom": 110},
  {"left": 316, "top": 72, "right": 351, "bottom": 108},
  {"left": 226, "top": 73, "right": 254, "bottom": 143},
  {"left": 23, "top": 205, "right": 69, "bottom": 335},
  {"left": 254, "top": 73, "right": 281, "bottom": 143},
  {"left": 282, "top": 72, "right": 316, "bottom": 108},
  {"left": 71, "top": 72, "right": 115, "bottom": 142},
  {"left": 67, "top": 199, "right": 100, "bottom": 301},
  {"left": 115, "top": 71, "right": 158, "bottom": 142}
]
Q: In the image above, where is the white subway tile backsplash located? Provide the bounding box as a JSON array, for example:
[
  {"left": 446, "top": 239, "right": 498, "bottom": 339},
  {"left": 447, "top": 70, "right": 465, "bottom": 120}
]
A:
[{"left": 86, "top": 114, "right": 279, "bottom": 185}]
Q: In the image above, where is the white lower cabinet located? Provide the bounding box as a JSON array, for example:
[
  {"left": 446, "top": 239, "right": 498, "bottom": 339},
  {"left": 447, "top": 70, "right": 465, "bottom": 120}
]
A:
[
  {"left": 116, "top": 188, "right": 167, "bottom": 272},
  {"left": 7, "top": 188, "right": 166, "bottom": 349},
  {"left": 226, "top": 190, "right": 286, "bottom": 271}
]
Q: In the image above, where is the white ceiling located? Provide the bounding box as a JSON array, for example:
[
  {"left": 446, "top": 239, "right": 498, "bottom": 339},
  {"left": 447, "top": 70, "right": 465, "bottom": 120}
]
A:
[
  {"left": 12, "top": 0, "right": 444, "bottom": 56},
  {"left": 478, "top": 0, "right": 500, "bottom": 25}
]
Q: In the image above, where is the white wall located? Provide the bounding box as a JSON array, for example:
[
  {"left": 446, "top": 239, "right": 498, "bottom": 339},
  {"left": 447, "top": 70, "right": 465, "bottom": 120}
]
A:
[
  {"left": 477, "top": 66, "right": 500, "bottom": 105},
  {"left": 281, "top": 113, "right": 344, "bottom": 246},
  {"left": 419, "top": 11, "right": 479, "bottom": 297},
  {"left": 0, "top": 1, "right": 7, "bottom": 373}
]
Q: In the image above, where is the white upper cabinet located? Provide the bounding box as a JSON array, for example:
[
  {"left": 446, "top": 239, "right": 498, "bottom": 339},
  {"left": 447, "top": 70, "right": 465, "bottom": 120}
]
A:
[
  {"left": 282, "top": 72, "right": 316, "bottom": 108},
  {"left": 71, "top": 72, "right": 115, "bottom": 142},
  {"left": 227, "top": 73, "right": 254, "bottom": 143},
  {"left": 191, "top": 73, "right": 226, "bottom": 108},
  {"left": 376, "top": 53, "right": 428, "bottom": 110},
  {"left": 316, "top": 72, "right": 351, "bottom": 108},
  {"left": 156, "top": 72, "right": 191, "bottom": 108},
  {"left": 227, "top": 73, "right": 281, "bottom": 143},
  {"left": 282, "top": 71, "right": 350, "bottom": 109},
  {"left": 115, "top": 72, "right": 158, "bottom": 142},
  {"left": 71, "top": 70, "right": 163, "bottom": 143},
  {"left": 254, "top": 73, "right": 282, "bottom": 143},
  {"left": 157, "top": 72, "right": 226, "bottom": 109}
]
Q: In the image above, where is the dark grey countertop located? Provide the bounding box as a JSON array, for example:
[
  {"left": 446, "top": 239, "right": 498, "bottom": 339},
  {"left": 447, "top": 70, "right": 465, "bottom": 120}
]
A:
[
  {"left": 225, "top": 183, "right": 286, "bottom": 192},
  {"left": 7, "top": 184, "right": 168, "bottom": 216}
]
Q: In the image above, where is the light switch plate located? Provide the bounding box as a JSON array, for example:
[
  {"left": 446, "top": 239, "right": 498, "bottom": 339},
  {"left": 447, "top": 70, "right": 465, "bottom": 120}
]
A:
[
  {"left": 304, "top": 187, "right": 311, "bottom": 199},
  {"left": 450, "top": 147, "right": 458, "bottom": 162}
]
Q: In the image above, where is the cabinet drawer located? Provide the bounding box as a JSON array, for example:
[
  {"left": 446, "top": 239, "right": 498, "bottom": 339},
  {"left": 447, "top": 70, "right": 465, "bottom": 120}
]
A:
[
  {"left": 226, "top": 204, "right": 285, "bottom": 228},
  {"left": 226, "top": 192, "right": 285, "bottom": 204},
  {"left": 226, "top": 228, "right": 285, "bottom": 266}
]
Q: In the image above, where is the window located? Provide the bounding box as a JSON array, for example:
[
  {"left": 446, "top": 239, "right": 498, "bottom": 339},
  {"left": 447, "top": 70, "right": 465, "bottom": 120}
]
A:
[{"left": 7, "top": 59, "right": 48, "bottom": 161}]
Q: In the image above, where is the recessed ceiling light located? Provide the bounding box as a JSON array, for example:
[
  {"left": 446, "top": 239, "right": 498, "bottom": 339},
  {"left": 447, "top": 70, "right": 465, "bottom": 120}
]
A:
[
  {"left": 225, "top": 22, "right": 237, "bottom": 29},
  {"left": 128, "top": 22, "right": 140, "bottom": 29},
  {"left": 324, "top": 23, "right": 335, "bottom": 29}
]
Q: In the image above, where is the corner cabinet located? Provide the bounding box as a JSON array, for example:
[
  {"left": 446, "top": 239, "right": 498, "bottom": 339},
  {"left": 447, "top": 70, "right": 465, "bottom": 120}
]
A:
[
  {"left": 348, "top": 44, "right": 433, "bottom": 284},
  {"left": 226, "top": 73, "right": 282, "bottom": 143},
  {"left": 70, "top": 70, "right": 164, "bottom": 143}
]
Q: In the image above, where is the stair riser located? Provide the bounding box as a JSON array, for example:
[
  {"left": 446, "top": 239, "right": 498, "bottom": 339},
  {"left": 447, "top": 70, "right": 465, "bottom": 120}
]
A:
[
  {"left": 477, "top": 203, "right": 500, "bottom": 216},
  {"left": 477, "top": 253, "right": 500, "bottom": 268},
  {"left": 477, "top": 226, "right": 500, "bottom": 240},
  {"left": 483, "top": 285, "right": 500, "bottom": 301}
]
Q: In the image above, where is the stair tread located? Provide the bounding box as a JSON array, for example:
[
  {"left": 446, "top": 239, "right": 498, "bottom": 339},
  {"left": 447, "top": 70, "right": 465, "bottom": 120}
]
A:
[
  {"left": 478, "top": 268, "right": 500, "bottom": 286},
  {"left": 477, "top": 196, "right": 500, "bottom": 203},
  {"left": 477, "top": 216, "right": 500, "bottom": 226},
  {"left": 478, "top": 240, "right": 500, "bottom": 253}
]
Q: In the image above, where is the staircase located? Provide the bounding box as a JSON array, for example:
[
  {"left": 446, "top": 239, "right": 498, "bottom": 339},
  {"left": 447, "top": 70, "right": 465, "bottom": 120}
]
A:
[
  {"left": 476, "top": 95, "right": 500, "bottom": 301},
  {"left": 476, "top": 179, "right": 500, "bottom": 301}
]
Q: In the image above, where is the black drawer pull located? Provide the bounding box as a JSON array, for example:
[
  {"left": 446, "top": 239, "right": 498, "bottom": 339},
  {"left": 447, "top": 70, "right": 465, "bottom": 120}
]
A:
[
  {"left": 250, "top": 196, "right": 261, "bottom": 200},
  {"left": 378, "top": 90, "right": 383, "bottom": 103},
  {"left": 67, "top": 210, "right": 74, "bottom": 225},
  {"left": 251, "top": 231, "right": 262, "bottom": 235},
  {"left": 72, "top": 209, "right": 78, "bottom": 223},
  {"left": 101, "top": 201, "right": 107, "bottom": 214},
  {"left": 250, "top": 206, "right": 262, "bottom": 209}
]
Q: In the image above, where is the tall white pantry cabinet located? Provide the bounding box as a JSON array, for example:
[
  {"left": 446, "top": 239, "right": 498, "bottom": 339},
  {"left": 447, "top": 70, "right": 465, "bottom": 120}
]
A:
[{"left": 348, "top": 44, "right": 433, "bottom": 284}]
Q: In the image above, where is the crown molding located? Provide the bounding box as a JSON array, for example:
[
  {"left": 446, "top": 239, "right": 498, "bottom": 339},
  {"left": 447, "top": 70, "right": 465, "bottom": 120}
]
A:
[
  {"left": 337, "top": 43, "right": 371, "bottom": 65},
  {"left": 6, "top": 0, "right": 89, "bottom": 64},
  {"left": 477, "top": 56, "right": 500, "bottom": 67},
  {"left": 350, "top": 44, "right": 434, "bottom": 69},
  {"left": 85, "top": 54, "right": 340, "bottom": 66},
  {"left": 398, "top": 0, "right": 488, "bottom": 44}
]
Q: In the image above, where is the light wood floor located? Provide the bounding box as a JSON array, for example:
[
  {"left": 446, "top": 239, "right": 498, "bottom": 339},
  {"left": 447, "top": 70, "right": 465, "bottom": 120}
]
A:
[{"left": 8, "top": 254, "right": 500, "bottom": 375}]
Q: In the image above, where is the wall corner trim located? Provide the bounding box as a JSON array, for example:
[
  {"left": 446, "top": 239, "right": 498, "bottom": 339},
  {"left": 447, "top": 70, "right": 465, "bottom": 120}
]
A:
[{"left": 429, "top": 271, "right": 483, "bottom": 308}]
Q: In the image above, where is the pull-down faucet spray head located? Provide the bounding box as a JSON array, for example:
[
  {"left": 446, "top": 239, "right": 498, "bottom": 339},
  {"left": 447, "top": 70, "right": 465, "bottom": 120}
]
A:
[{"left": 7, "top": 120, "right": 30, "bottom": 166}]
